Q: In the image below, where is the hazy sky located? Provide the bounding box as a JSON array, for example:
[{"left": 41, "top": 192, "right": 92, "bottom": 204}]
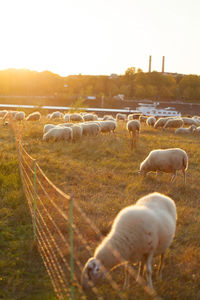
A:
[{"left": 0, "top": 0, "right": 199, "bottom": 76}]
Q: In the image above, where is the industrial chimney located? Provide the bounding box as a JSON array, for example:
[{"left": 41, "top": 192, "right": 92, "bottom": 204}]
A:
[
  {"left": 162, "top": 56, "right": 165, "bottom": 73},
  {"left": 149, "top": 55, "right": 152, "bottom": 72}
]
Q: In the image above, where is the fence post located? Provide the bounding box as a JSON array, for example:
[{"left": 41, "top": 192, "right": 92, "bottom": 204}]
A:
[
  {"left": 69, "top": 196, "right": 75, "bottom": 300},
  {"left": 33, "top": 160, "right": 37, "bottom": 241}
]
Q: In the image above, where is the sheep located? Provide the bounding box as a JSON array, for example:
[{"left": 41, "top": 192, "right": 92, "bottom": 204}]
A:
[
  {"left": 128, "top": 113, "right": 141, "bottom": 120},
  {"left": 194, "top": 126, "right": 200, "bottom": 134},
  {"left": 146, "top": 116, "right": 156, "bottom": 127},
  {"left": 0, "top": 110, "right": 8, "bottom": 118},
  {"left": 103, "top": 115, "right": 115, "bottom": 121},
  {"left": 163, "top": 118, "right": 183, "bottom": 130},
  {"left": 64, "top": 113, "right": 70, "bottom": 122},
  {"left": 43, "top": 124, "right": 56, "bottom": 134},
  {"left": 26, "top": 112, "right": 41, "bottom": 121},
  {"left": 175, "top": 125, "right": 196, "bottom": 135},
  {"left": 3, "top": 110, "right": 17, "bottom": 121},
  {"left": 43, "top": 126, "right": 73, "bottom": 142},
  {"left": 126, "top": 120, "right": 140, "bottom": 149},
  {"left": 69, "top": 113, "right": 84, "bottom": 122},
  {"left": 50, "top": 111, "right": 63, "bottom": 119},
  {"left": 82, "top": 192, "right": 177, "bottom": 293},
  {"left": 83, "top": 113, "right": 98, "bottom": 122},
  {"left": 14, "top": 111, "right": 26, "bottom": 121},
  {"left": 139, "top": 115, "right": 148, "bottom": 123},
  {"left": 99, "top": 120, "right": 117, "bottom": 133},
  {"left": 81, "top": 122, "right": 101, "bottom": 137},
  {"left": 139, "top": 148, "right": 188, "bottom": 183},
  {"left": 154, "top": 117, "right": 172, "bottom": 129},
  {"left": 182, "top": 117, "right": 199, "bottom": 126},
  {"left": 116, "top": 113, "right": 126, "bottom": 121},
  {"left": 70, "top": 124, "right": 83, "bottom": 141}
]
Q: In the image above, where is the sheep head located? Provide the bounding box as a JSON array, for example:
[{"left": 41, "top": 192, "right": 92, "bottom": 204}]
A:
[{"left": 81, "top": 257, "right": 104, "bottom": 290}]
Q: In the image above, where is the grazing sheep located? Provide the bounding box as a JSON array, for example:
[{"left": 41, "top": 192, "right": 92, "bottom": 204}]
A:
[
  {"left": 82, "top": 192, "right": 177, "bottom": 292},
  {"left": 71, "top": 124, "right": 83, "bottom": 141},
  {"left": 103, "top": 115, "right": 115, "bottom": 121},
  {"left": 83, "top": 113, "right": 98, "bottom": 122},
  {"left": 182, "top": 117, "right": 199, "bottom": 126},
  {"left": 81, "top": 122, "right": 101, "bottom": 136},
  {"left": 154, "top": 117, "right": 172, "bottom": 129},
  {"left": 26, "top": 112, "right": 41, "bottom": 121},
  {"left": 99, "top": 120, "right": 117, "bottom": 133},
  {"left": 50, "top": 111, "right": 64, "bottom": 119},
  {"left": 163, "top": 118, "right": 183, "bottom": 130},
  {"left": 126, "top": 120, "right": 140, "bottom": 149},
  {"left": 139, "top": 115, "right": 148, "bottom": 123},
  {"left": 175, "top": 125, "right": 196, "bottom": 135},
  {"left": 64, "top": 113, "right": 70, "bottom": 122},
  {"left": 43, "top": 124, "right": 56, "bottom": 134},
  {"left": 146, "top": 116, "right": 156, "bottom": 127},
  {"left": 194, "top": 126, "right": 200, "bottom": 134},
  {"left": 69, "top": 113, "right": 84, "bottom": 122},
  {"left": 14, "top": 111, "right": 26, "bottom": 121},
  {"left": 43, "top": 126, "right": 73, "bottom": 142},
  {"left": 116, "top": 113, "right": 126, "bottom": 121},
  {"left": 128, "top": 113, "right": 141, "bottom": 120},
  {"left": 139, "top": 148, "right": 188, "bottom": 183}
]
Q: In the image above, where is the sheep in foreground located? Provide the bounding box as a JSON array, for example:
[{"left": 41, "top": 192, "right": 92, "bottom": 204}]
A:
[
  {"left": 146, "top": 116, "right": 156, "bottom": 127},
  {"left": 126, "top": 120, "right": 140, "bottom": 149},
  {"left": 26, "top": 112, "right": 41, "bottom": 121},
  {"left": 139, "top": 148, "right": 188, "bottom": 183},
  {"left": 43, "top": 126, "right": 73, "bottom": 142},
  {"left": 163, "top": 118, "right": 183, "bottom": 130},
  {"left": 175, "top": 125, "right": 196, "bottom": 135},
  {"left": 82, "top": 192, "right": 177, "bottom": 293}
]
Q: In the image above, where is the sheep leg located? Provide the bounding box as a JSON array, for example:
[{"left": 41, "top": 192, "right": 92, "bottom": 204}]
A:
[
  {"left": 171, "top": 171, "right": 177, "bottom": 183},
  {"left": 136, "top": 255, "right": 147, "bottom": 283},
  {"left": 157, "top": 253, "right": 165, "bottom": 279},
  {"left": 123, "top": 262, "right": 130, "bottom": 289},
  {"left": 145, "top": 252, "right": 154, "bottom": 290},
  {"left": 182, "top": 169, "right": 186, "bottom": 184}
]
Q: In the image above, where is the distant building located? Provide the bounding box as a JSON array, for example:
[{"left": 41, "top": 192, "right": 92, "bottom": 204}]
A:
[{"left": 109, "top": 73, "right": 118, "bottom": 79}]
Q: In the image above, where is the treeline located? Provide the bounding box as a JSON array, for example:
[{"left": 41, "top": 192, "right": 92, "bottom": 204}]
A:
[{"left": 0, "top": 68, "right": 200, "bottom": 105}]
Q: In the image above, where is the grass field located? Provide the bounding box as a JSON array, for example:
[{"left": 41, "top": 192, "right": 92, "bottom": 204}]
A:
[{"left": 1, "top": 117, "right": 200, "bottom": 299}]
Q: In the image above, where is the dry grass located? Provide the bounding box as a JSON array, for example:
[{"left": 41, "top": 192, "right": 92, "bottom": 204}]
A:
[{"left": 2, "top": 117, "right": 200, "bottom": 299}]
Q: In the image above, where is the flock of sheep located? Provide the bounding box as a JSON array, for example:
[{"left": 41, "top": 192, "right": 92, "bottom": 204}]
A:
[{"left": 1, "top": 108, "right": 197, "bottom": 296}]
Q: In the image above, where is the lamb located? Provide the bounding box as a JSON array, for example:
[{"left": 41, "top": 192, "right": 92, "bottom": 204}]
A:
[
  {"left": 163, "top": 118, "right": 183, "bottom": 130},
  {"left": 126, "top": 120, "right": 140, "bottom": 148},
  {"left": 175, "top": 125, "right": 196, "bottom": 134},
  {"left": 116, "top": 113, "right": 126, "bottom": 121},
  {"left": 26, "top": 112, "right": 41, "bottom": 121},
  {"left": 43, "top": 126, "right": 73, "bottom": 142},
  {"left": 139, "top": 148, "right": 188, "bottom": 183},
  {"left": 82, "top": 192, "right": 177, "bottom": 293},
  {"left": 146, "top": 116, "right": 156, "bottom": 127}
]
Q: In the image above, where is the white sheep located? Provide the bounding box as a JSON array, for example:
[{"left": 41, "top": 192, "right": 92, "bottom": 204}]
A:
[
  {"left": 26, "top": 112, "right": 41, "bottom": 121},
  {"left": 128, "top": 113, "right": 141, "bottom": 120},
  {"left": 182, "top": 117, "right": 199, "bottom": 126},
  {"left": 146, "top": 116, "right": 156, "bottom": 127},
  {"left": 99, "top": 120, "right": 116, "bottom": 133},
  {"left": 69, "top": 113, "right": 84, "bottom": 122},
  {"left": 163, "top": 118, "right": 183, "bottom": 130},
  {"left": 139, "top": 148, "right": 188, "bottom": 183},
  {"left": 64, "top": 113, "right": 70, "bottom": 122},
  {"left": 43, "top": 126, "right": 73, "bottom": 142},
  {"left": 14, "top": 111, "right": 26, "bottom": 121},
  {"left": 82, "top": 192, "right": 177, "bottom": 292},
  {"left": 71, "top": 124, "right": 83, "bottom": 141},
  {"left": 175, "top": 125, "right": 196, "bottom": 134},
  {"left": 81, "top": 122, "right": 101, "bottom": 136},
  {"left": 83, "top": 113, "right": 98, "bottom": 122},
  {"left": 43, "top": 124, "right": 56, "bottom": 134},
  {"left": 103, "top": 115, "right": 115, "bottom": 121},
  {"left": 154, "top": 117, "right": 172, "bottom": 129},
  {"left": 126, "top": 120, "right": 140, "bottom": 148},
  {"left": 116, "top": 113, "right": 126, "bottom": 121},
  {"left": 50, "top": 111, "right": 63, "bottom": 119},
  {"left": 139, "top": 115, "right": 148, "bottom": 123}
]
